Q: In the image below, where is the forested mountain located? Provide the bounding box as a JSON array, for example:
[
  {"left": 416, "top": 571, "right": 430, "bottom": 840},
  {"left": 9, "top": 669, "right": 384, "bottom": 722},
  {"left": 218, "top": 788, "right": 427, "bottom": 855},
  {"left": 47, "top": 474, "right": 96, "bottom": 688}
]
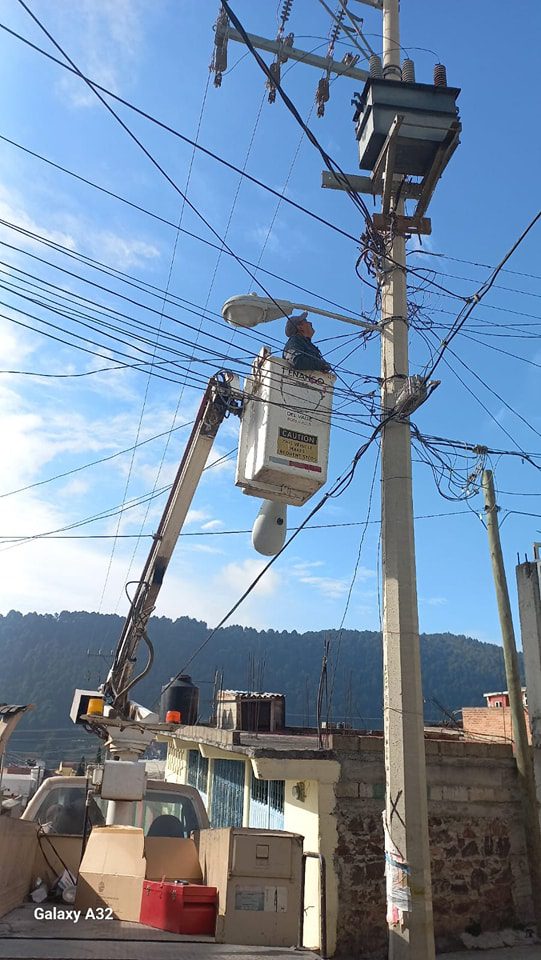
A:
[{"left": 0, "top": 611, "right": 517, "bottom": 764}]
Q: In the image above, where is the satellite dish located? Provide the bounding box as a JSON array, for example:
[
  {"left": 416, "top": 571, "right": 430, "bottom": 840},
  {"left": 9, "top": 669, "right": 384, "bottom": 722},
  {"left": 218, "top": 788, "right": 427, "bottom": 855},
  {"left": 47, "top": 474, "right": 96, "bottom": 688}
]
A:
[{"left": 252, "top": 500, "right": 287, "bottom": 556}]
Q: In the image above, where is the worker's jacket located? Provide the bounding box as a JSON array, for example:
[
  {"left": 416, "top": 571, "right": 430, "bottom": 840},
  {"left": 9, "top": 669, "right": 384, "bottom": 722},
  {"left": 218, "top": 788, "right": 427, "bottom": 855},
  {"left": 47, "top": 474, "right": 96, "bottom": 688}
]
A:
[{"left": 282, "top": 335, "right": 331, "bottom": 372}]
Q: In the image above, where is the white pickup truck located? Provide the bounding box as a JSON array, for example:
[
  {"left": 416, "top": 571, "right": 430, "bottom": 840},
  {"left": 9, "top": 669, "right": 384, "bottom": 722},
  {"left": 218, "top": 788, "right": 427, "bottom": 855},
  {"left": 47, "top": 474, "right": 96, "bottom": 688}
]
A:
[{"left": 21, "top": 775, "right": 209, "bottom": 837}]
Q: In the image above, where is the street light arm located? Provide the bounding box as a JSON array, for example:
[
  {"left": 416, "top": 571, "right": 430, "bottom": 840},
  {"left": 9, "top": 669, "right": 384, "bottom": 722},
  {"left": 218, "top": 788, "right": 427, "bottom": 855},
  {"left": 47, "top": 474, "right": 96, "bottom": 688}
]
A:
[
  {"left": 222, "top": 293, "right": 379, "bottom": 332},
  {"left": 290, "top": 301, "right": 379, "bottom": 331}
]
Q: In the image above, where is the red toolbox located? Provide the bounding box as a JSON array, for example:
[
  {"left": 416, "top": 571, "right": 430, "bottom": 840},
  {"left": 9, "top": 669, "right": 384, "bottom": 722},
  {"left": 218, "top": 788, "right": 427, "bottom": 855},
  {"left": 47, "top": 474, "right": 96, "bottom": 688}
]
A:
[{"left": 140, "top": 881, "right": 218, "bottom": 935}]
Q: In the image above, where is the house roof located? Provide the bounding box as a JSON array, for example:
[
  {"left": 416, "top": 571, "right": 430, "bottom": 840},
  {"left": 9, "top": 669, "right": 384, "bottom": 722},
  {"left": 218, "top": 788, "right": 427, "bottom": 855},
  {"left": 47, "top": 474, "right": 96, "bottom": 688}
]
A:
[
  {"left": 483, "top": 689, "right": 526, "bottom": 698},
  {"left": 0, "top": 704, "right": 31, "bottom": 718},
  {"left": 218, "top": 691, "right": 284, "bottom": 700}
]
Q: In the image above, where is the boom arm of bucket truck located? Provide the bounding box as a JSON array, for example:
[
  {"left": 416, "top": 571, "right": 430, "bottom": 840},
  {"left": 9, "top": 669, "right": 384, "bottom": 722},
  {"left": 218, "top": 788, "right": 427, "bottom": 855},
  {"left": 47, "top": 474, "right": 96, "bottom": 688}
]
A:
[{"left": 71, "top": 370, "right": 242, "bottom": 744}]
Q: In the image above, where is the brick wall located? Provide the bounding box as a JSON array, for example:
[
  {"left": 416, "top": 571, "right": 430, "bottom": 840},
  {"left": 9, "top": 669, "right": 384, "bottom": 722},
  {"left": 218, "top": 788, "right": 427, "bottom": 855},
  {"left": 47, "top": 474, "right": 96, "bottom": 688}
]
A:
[
  {"left": 331, "top": 734, "right": 531, "bottom": 958},
  {"left": 462, "top": 706, "right": 531, "bottom": 746}
]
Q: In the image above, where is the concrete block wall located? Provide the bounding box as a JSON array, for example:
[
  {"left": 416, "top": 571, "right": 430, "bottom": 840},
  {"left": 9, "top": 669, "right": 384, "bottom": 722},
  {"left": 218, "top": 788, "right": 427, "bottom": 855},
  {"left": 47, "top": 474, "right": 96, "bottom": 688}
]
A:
[{"left": 331, "top": 735, "right": 532, "bottom": 958}]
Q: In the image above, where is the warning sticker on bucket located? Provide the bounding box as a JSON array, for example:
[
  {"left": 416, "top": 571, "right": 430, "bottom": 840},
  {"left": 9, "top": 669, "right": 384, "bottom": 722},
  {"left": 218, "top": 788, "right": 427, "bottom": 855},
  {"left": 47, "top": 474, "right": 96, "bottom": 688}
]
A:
[{"left": 277, "top": 427, "right": 318, "bottom": 463}]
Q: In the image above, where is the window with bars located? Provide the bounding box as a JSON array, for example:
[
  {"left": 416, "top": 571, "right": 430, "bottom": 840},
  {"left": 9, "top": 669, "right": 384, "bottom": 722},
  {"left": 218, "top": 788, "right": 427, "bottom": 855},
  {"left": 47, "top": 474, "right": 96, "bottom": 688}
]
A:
[
  {"left": 186, "top": 750, "right": 209, "bottom": 804},
  {"left": 211, "top": 758, "right": 245, "bottom": 828},
  {"left": 249, "top": 771, "right": 285, "bottom": 830}
]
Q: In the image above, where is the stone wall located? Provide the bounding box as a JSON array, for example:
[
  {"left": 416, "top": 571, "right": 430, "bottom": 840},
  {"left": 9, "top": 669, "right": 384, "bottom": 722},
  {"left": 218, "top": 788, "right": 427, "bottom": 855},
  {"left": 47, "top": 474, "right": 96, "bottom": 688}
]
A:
[{"left": 332, "top": 734, "right": 532, "bottom": 958}]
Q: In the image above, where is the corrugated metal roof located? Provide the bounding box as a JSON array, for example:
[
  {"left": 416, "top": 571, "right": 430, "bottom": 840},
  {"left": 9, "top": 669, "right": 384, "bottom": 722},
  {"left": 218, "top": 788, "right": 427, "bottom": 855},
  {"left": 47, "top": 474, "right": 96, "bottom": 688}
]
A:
[
  {"left": 219, "top": 690, "right": 284, "bottom": 700},
  {"left": 0, "top": 704, "right": 30, "bottom": 718}
]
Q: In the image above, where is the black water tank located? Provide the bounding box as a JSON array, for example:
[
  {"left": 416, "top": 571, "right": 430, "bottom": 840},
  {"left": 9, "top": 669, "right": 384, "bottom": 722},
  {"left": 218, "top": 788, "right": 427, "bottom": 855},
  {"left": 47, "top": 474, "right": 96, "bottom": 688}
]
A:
[{"left": 160, "top": 675, "right": 199, "bottom": 724}]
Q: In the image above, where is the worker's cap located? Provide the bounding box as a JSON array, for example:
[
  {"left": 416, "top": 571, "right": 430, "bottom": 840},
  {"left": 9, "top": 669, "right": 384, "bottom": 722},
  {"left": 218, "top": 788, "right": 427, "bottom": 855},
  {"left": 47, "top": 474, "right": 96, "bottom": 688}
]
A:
[{"left": 285, "top": 311, "right": 309, "bottom": 337}]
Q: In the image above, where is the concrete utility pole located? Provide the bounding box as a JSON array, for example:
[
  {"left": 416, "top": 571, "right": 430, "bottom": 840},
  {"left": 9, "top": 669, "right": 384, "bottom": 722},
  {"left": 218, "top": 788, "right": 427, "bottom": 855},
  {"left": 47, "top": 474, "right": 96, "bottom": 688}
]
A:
[
  {"left": 516, "top": 558, "right": 541, "bottom": 815},
  {"left": 379, "top": 3, "right": 434, "bottom": 958},
  {"left": 482, "top": 472, "right": 541, "bottom": 934},
  {"left": 216, "top": 4, "right": 460, "bottom": 955}
]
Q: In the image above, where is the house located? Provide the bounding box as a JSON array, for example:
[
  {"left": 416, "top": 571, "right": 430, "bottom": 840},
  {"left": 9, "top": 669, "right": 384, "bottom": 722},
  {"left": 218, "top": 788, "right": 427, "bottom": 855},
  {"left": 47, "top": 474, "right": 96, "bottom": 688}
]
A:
[
  {"left": 160, "top": 690, "right": 534, "bottom": 957},
  {"left": 462, "top": 688, "right": 531, "bottom": 745},
  {"left": 484, "top": 688, "right": 527, "bottom": 709},
  {"left": 0, "top": 762, "right": 45, "bottom": 805}
]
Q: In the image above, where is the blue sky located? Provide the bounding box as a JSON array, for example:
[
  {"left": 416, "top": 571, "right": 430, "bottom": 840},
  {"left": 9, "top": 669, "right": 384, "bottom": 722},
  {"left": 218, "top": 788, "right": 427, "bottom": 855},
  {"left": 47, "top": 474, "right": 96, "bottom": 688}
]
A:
[{"left": 0, "top": 0, "right": 540, "bottom": 651}]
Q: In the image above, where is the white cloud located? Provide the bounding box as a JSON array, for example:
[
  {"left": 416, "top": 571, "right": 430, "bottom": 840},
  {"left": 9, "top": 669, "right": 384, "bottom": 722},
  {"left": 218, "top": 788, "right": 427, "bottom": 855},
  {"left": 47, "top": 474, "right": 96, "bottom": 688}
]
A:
[
  {"left": 185, "top": 543, "right": 225, "bottom": 555},
  {"left": 52, "top": 0, "right": 146, "bottom": 107},
  {"left": 0, "top": 181, "right": 160, "bottom": 275},
  {"left": 144, "top": 554, "right": 283, "bottom": 630},
  {"left": 249, "top": 225, "right": 282, "bottom": 256},
  {"left": 185, "top": 509, "right": 211, "bottom": 526},
  {"left": 201, "top": 519, "right": 225, "bottom": 531},
  {"left": 0, "top": 317, "right": 37, "bottom": 369},
  {"left": 220, "top": 558, "right": 280, "bottom": 599},
  {"left": 58, "top": 477, "right": 91, "bottom": 498},
  {"left": 291, "top": 559, "right": 324, "bottom": 573},
  {"left": 0, "top": 183, "right": 76, "bottom": 251},
  {"left": 296, "top": 574, "right": 349, "bottom": 600},
  {"left": 288, "top": 558, "right": 375, "bottom": 599},
  {"left": 421, "top": 596, "right": 447, "bottom": 608},
  {"left": 91, "top": 232, "right": 160, "bottom": 270}
]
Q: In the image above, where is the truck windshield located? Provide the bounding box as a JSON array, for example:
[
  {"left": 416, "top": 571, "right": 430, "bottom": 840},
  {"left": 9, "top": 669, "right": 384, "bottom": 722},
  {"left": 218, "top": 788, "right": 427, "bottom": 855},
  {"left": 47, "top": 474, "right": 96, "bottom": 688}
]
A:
[
  {"left": 135, "top": 792, "right": 201, "bottom": 837},
  {"left": 33, "top": 786, "right": 200, "bottom": 837},
  {"left": 36, "top": 786, "right": 105, "bottom": 835}
]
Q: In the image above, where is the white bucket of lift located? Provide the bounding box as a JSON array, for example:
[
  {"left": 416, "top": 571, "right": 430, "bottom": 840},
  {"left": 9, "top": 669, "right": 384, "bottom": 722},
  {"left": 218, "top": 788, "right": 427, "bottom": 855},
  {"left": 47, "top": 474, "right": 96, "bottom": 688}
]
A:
[{"left": 236, "top": 354, "right": 335, "bottom": 507}]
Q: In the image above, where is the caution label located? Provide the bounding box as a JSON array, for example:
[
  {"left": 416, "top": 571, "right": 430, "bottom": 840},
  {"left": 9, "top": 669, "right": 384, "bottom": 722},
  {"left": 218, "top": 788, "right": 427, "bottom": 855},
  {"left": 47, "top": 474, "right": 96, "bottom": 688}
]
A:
[{"left": 277, "top": 427, "right": 318, "bottom": 463}]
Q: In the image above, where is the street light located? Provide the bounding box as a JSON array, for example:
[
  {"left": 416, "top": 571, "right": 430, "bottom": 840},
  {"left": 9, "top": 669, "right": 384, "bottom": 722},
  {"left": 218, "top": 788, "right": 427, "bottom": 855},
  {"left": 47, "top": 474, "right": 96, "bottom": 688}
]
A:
[{"left": 222, "top": 292, "right": 379, "bottom": 331}]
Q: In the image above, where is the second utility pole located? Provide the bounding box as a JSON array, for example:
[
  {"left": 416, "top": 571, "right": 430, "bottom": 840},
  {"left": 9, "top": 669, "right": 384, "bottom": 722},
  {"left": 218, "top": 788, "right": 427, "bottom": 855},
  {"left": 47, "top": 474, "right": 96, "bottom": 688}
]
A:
[
  {"left": 380, "top": 2, "right": 434, "bottom": 958},
  {"left": 482, "top": 469, "right": 541, "bottom": 935}
]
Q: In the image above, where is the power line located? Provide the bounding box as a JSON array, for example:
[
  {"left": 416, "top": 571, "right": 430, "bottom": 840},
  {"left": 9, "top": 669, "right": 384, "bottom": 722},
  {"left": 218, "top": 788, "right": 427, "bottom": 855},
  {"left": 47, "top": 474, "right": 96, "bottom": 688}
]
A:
[
  {"left": 219, "top": 0, "right": 380, "bottom": 249},
  {"left": 0, "top": 261, "right": 382, "bottom": 435},
  {"left": 0, "top": 232, "right": 380, "bottom": 408},
  {"left": 0, "top": 295, "right": 378, "bottom": 438},
  {"left": 412, "top": 247, "right": 541, "bottom": 287},
  {"left": 0, "top": 24, "right": 359, "bottom": 245},
  {"left": 417, "top": 266, "right": 541, "bottom": 303},
  {"left": 0, "top": 135, "right": 356, "bottom": 314},
  {"left": 15, "top": 0, "right": 313, "bottom": 337},
  {"left": 427, "top": 344, "right": 533, "bottom": 455},
  {"left": 444, "top": 342, "right": 541, "bottom": 443},
  {"left": 0, "top": 359, "right": 166, "bottom": 379},
  {"left": 156, "top": 391, "right": 469, "bottom": 700},
  {"left": 459, "top": 331, "right": 541, "bottom": 372},
  {"left": 1, "top": 300, "right": 380, "bottom": 441},
  {"left": 424, "top": 209, "right": 541, "bottom": 378},
  {"left": 0, "top": 449, "right": 238, "bottom": 550},
  {"left": 327, "top": 446, "right": 380, "bottom": 719},
  {"left": 109, "top": 72, "right": 216, "bottom": 620},
  {"left": 0, "top": 419, "right": 195, "bottom": 499},
  {"left": 3, "top": 133, "right": 475, "bottom": 310},
  {"left": 0, "top": 233, "right": 281, "bottom": 359},
  {"left": 0, "top": 291, "right": 221, "bottom": 391},
  {"left": 0, "top": 509, "right": 483, "bottom": 542}
]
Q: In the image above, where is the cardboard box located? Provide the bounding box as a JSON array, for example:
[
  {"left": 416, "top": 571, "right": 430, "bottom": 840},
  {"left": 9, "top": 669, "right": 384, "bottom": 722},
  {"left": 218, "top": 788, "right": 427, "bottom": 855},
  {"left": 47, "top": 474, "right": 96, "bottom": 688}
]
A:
[
  {"left": 76, "top": 826, "right": 203, "bottom": 922},
  {"left": 76, "top": 826, "right": 145, "bottom": 922},
  {"left": 145, "top": 837, "right": 202, "bottom": 884},
  {"left": 0, "top": 818, "right": 39, "bottom": 918}
]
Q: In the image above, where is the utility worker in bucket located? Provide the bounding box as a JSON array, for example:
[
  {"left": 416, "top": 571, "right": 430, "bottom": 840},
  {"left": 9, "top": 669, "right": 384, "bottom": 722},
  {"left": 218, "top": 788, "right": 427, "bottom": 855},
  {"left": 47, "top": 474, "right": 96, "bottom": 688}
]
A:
[{"left": 282, "top": 312, "right": 332, "bottom": 373}]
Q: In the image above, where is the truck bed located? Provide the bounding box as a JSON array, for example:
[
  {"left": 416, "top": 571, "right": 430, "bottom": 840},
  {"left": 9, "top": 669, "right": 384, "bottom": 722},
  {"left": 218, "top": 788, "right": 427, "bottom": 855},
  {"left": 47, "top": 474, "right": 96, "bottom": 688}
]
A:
[{"left": 0, "top": 904, "right": 317, "bottom": 959}]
